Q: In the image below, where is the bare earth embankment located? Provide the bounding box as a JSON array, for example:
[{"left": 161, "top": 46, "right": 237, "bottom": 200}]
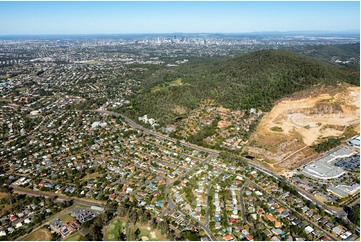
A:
[{"left": 245, "top": 83, "right": 360, "bottom": 172}]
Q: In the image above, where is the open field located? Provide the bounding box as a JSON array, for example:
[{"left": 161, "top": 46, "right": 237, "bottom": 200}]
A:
[
  {"left": 151, "top": 78, "right": 189, "bottom": 93},
  {"left": 81, "top": 172, "right": 102, "bottom": 180},
  {"left": 246, "top": 84, "right": 360, "bottom": 171},
  {"left": 23, "top": 229, "right": 51, "bottom": 241},
  {"left": 0, "top": 204, "right": 12, "bottom": 216},
  {"left": 104, "top": 217, "right": 127, "bottom": 241},
  {"left": 65, "top": 232, "right": 85, "bottom": 241},
  {"left": 59, "top": 213, "right": 75, "bottom": 223},
  {"left": 0, "top": 192, "right": 9, "bottom": 199}
]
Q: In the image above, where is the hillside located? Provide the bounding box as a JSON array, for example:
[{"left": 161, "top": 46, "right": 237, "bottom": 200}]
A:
[
  {"left": 289, "top": 43, "right": 360, "bottom": 67},
  {"left": 123, "top": 49, "right": 359, "bottom": 126}
]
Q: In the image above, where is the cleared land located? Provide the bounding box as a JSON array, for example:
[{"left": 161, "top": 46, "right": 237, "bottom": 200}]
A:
[
  {"left": 23, "top": 228, "right": 51, "bottom": 241},
  {"left": 81, "top": 172, "right": 102, "bottom": 180},
  {"left": 151, "top": 78, "right": 189, "bottom": 93},
  {"left": 246, "top": 84, "right": 360, "bottom": 171}
]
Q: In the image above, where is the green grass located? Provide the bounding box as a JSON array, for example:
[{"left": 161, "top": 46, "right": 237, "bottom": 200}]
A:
[
  {"left": 270, "top": 126, "right": 283, "bottom": 132},
  {"left": 138, "top": 228, "right": 151, "bottom": 238},
  {"left": 59, "top": 214, "right": 75, "bottom": 223},
  {"left": 151, "top": 78, "right": 188, "bottom": 93},
  {"left": 104, "top": 217, "right": 127, "bottom": 241}
]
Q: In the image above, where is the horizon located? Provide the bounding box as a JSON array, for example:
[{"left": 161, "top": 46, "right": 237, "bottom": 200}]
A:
[
  {"left": 0, "top": 30, "right": 360, "bottom": 38},
  {"left": 0, "top": 1, "right": 359, "bottom": 35}
]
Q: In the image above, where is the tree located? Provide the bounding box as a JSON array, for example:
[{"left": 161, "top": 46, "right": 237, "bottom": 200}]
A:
[
  {"left": 182, "top": 231, "right": 200, "bottom": 241},
  {"left": 348, "top": 206, "right": 360, "bottom": 226},
  {"left": 51, "top": 232, "right": 61, "bottom": 241},
  {"left": 118, "top": 232, "right": 127, "bottom": 241},
  {"left": 134, "top": 228, "right": 141, "bottom": 240}
]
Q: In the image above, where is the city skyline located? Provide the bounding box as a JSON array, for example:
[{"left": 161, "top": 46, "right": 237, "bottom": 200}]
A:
[{"left": 0, "top": 1, "right": 359, "bottom": 35}]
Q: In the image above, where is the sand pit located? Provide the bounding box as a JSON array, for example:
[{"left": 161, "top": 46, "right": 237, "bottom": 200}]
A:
[
  {"left": 141, "top": 236, "right": 149, "bottom": 241},
  {"left": 246, "top": 84, "right": 360, "bottom": 170},
  {"left": 150, "top": 232, "right": 156, "bottom": 239}
]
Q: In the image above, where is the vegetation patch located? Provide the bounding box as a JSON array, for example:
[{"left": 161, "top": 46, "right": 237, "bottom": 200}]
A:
[
  {"left": 347, "top": 206, "right": 360, "bottom": 226},
  {"left": 270, "top": 126, "right": 283, "bottom": 132},
  {"left": 310, "top": 137, "right": 342, "bottom": 153},
  {"left": 182, "top": 230, "right": 201, "bottom": 241},
  {"left": 187, "top": 115, "right": 220, "bottom": 147},
  {"left": 151, "top": 78, "right": 188, "bottom": 93}
]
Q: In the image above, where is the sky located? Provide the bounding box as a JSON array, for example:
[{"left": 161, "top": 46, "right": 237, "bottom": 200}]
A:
[{"left": 0, "top": 1, "right": 359, "bottom": 35}]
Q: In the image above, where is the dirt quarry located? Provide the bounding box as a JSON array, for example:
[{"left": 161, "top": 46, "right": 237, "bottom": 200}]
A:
[{"left": 245, "top": 84, "right": 360, "bottom": 171}]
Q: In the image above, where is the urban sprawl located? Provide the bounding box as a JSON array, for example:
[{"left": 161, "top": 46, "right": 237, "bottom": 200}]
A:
[{"left": 0, "top": 33, "right": 360, "bottom": 241}]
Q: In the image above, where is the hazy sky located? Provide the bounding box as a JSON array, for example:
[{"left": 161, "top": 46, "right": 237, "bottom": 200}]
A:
[{"left": 0, "top": 1, "right": 359, "bottom": 35}]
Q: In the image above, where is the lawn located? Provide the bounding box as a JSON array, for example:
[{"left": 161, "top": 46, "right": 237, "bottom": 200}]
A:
[
  {"left": 23, "top": 229, "right": 51, "bottom": 241},
  {"left": 65, "top": 232, "right": 85, "bottom": 241},
  {"left": 104, "top": 217, "right": 127, "bottom": 241},
  {"left": 59, "top": 213, "right": 75, "bottom": 223}
]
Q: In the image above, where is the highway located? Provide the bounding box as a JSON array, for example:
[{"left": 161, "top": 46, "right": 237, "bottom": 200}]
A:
[{"left": 91, "top": 110, "right": 220, "bottom": 155}]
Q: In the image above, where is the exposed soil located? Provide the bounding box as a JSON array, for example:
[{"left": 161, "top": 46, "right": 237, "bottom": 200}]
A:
[
  {"left": 245, "top": 84, "right": 360, "bottom": 171},
  {"left": 23, "top": 229, "right": 51, "bottom": 241}
]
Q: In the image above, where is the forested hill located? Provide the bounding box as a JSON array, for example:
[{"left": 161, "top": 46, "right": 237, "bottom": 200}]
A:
[{"left": 124, "top": 49, "right": 359, "bottom": 126}]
